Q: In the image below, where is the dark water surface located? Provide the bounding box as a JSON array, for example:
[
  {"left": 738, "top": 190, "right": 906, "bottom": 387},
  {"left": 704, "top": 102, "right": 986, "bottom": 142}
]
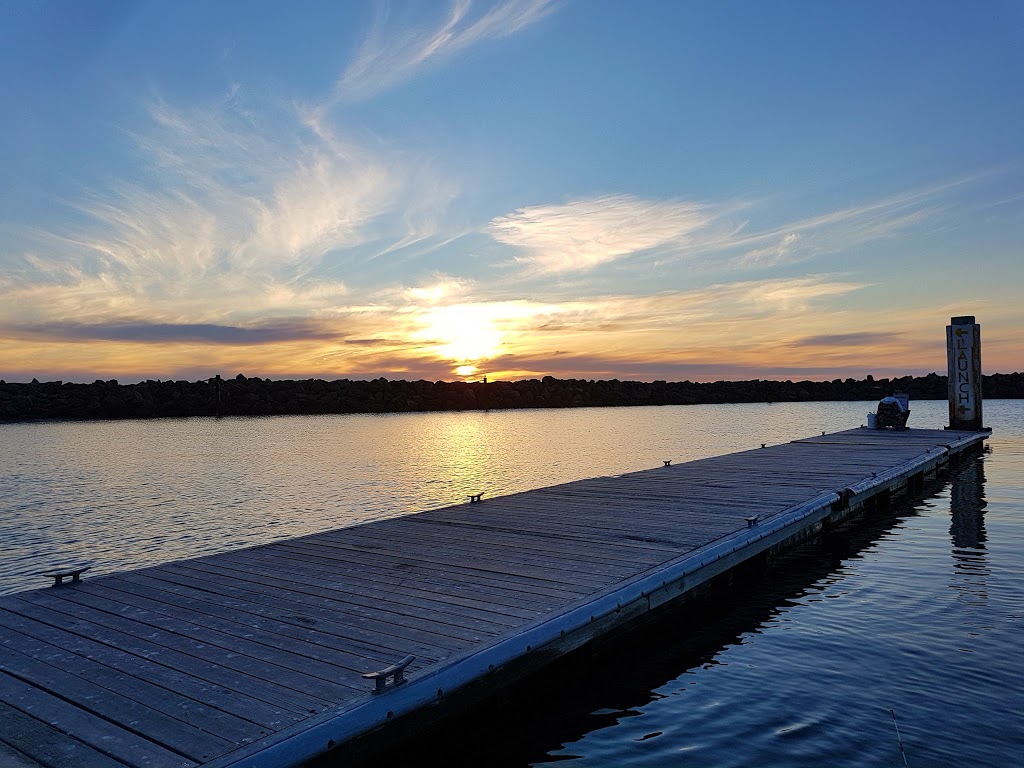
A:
[{"left": 2, "top": 401, "right": 1023, "bottom": 766}]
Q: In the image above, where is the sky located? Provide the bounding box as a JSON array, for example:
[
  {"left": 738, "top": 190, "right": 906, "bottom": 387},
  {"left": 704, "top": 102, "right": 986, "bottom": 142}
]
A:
[{"left": 1, "top": 0, "right": 1022, "bottom": 384}]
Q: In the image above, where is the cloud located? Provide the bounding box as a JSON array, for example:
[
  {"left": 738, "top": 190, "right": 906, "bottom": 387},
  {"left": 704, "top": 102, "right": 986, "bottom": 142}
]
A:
[
  {"left": 487, "top": 178, "right": 967, "bottom": 276},
  {"left": 344, "top": 338, "right": 396, "bottom": 346},
  {"left": 2, "top": 91, "right": 454, "bottom": 332},
  {"left": 4, "top": 320, "right": 339, "bottom": 345},
  {"left": 2, "top": 272, "right": 959, "bottom": 383},
  {"left": 5, "top": 1, "right": 565, "bottom": 338},
  {"left": 486, "top": 174, "right": 984, "bottom": 279},
  {"left": 788, "top": 332, "right": 905, "bottom": 348},
  {"left": 563, "top": 275, "right": 865, "bottom": 328},
  {"left": 744, "top": 232, "right": 800, "bottom": 266},
  {"left": 2, "top": 1, "right": 564, "bottom": 345},
  {"left": 489, "top": 194, "right": 716, "bottom": 273},
  {"left": 732, "top": 275, "right": 864, "bottom": 313},
  {"left": 0, "top": 265, "right": 353, "bottom": 330},
  {"left": 393, "top": 275, "right": 867, "bottom": 374},
  {"left": 405, "top": 275, "right": 475, "bottom": 305},
  {"left": 331, "top": 0, "right": 559, "bottom": 104},
  {"left": 114, "top": 97, "right": 406, "bottom": 276},
  {"left": 727, "top": 176, "right": 986, "bottom": 268}
]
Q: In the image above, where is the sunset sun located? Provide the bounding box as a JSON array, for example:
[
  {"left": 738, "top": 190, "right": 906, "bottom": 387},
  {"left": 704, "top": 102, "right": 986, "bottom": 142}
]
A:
[{"left": 419, "top": 305, "right": 505, "bottom": 367}]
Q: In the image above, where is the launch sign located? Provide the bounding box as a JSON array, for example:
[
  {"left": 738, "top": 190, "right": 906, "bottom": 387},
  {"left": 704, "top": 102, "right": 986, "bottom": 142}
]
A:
[{"left": 946, "top": 316, "right": 983, "bottom": 431}]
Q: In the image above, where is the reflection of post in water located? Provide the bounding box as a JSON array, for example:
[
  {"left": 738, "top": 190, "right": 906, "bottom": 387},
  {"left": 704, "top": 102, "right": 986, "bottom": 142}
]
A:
[
  {"left": 948, "top": 454, "right": 989, "bottom": 604},
  {"left": 950, "top": 456, "right": 987, "bottom": 549}
]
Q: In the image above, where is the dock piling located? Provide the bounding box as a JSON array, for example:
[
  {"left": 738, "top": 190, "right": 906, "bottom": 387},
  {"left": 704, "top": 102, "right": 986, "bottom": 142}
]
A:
[{"left": 946, "top": 315, "right": 984, "bottom": 431}]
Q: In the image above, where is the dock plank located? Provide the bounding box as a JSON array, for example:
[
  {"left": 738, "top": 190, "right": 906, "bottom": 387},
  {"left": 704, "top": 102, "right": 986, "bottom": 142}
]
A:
[
  {"left": 251, "top": 540, "right": 594, "bottom": 599},
  {"left": 108, "top": 570, "right": 473, "bottom": 656},
  {"left": 319, "top": 518, "right": 668, "bottom": 572},
  {"left": 0, "top": 700, "right": 127, "bottom": 768},
  {"left": 311, "top": 530, "right": 640, "bottom": 581},
  {"left": 89, "top": 578, "right": 423, "bottom": 669},
  {"left": 169, "top": 560, "right": 533, "bottom": 630},
  {"left": 274, "top": 538, "right": 613, "bottom": 590},
  {"left": 1, "top": 598, "right": 324, "bottom": 718},
  {"left": 0, "top": 608, "right": 293, "bottom": 732},
  {"left": 0, "top": 624, "right": 253, "bottom": 750},
  {"left": 64, "top": 583, "right": 390, "bottom": 680},
  {"left": 0, "top": 641, "right": 230, "bottom": 762},
  {"left": 23, "top": 589, "right": 348, "bottom": 706},
  {"left": 217, "top": 547, "right": 569, "bottom": 613},
  {"left": 0, "top": 672, "right": 196, "bottom": 768}
]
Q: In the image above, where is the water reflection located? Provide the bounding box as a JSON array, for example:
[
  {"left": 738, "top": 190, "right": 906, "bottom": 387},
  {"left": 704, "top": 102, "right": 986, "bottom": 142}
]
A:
[
  {"left": 948, "top": 454, "right": 990, "bottom": 607},
  {"left": 949, "top": 456, "right": 987, "bottom": 550}
]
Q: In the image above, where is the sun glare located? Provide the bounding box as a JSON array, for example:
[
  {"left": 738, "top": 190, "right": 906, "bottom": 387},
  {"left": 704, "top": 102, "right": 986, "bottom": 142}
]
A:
[
  {"left": 419, "top": 305, "right": 504, "bottom": 364},
  {"left": 455, "top": 365, "right": 477, "bottom": 377}
]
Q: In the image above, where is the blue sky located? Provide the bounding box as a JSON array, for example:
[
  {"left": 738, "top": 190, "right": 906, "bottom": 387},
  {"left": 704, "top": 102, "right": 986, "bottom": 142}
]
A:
[{"left": 1, "top": 0, "right": 1022, "bottom": 383}]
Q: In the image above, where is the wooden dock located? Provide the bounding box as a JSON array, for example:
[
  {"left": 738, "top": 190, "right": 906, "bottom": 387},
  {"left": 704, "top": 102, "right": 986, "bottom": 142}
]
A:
[{"left": 0, "top": 427, "right": 988, "bottom": 768}]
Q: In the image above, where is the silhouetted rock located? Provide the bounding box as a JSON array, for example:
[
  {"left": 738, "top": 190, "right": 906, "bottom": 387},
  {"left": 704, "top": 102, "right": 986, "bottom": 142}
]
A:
[{"left": 0, "top": 372, "right": 1021, "bottom": 423}]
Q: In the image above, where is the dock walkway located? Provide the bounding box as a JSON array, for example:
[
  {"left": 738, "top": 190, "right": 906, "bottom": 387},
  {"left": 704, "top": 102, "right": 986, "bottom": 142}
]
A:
[{"left": 0, "top": 427, "right": 988, "bottom": 767}]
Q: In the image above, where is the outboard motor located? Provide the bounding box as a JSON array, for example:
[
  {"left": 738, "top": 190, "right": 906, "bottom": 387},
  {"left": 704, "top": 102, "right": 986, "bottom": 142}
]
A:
[{"left": 876, "top": 392, "right": 910, "bottom": 430}]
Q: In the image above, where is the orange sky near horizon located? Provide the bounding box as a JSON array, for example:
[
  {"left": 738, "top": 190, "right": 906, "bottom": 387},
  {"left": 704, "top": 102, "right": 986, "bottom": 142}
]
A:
[
  {"left": 2, "top": 289, "right": 1018, "bottom": 384},
  {"left": 2, "top": 3, "right": 1022, "bottom": 385}
]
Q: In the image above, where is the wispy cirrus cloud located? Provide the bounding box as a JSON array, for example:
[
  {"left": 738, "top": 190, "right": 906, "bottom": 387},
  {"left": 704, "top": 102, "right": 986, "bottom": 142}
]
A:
[
  {"left": 104, "top": 97, "right": 408, "bottom": 276},
  {"left": 4, "top": 2, "right": 564, "bottom": 337},
  {"left": 330, "top": 0, "right": 559, "bottom": 105},
  {"left": 744, "top": 232, "right": 800, "bottom": 266},
  {"left": 488, "top": 194, "right": 718, "bottom": 273},
  {"left": 515, "top": 275, "right": 866, "bottom": 339},
  {"left": 3, "top": 92, "right": 450, "bottom": 331},
  {"left": 730, "top": 176, "right": 983, "bottom": 268},
  {"left": 487, "top": 174, "right": 986, "bottom": 278}
]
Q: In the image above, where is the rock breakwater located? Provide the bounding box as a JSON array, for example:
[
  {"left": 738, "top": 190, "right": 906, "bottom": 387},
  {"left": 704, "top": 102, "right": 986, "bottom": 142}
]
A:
[{"left": 2, "top": 372, "right": 1022, "bottom": 422}]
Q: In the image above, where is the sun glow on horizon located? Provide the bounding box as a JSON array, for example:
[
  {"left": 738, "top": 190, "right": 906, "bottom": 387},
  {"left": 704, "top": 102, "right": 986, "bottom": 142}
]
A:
[{"left": 418, "top": 305, "right": 505, "bottom": 364}]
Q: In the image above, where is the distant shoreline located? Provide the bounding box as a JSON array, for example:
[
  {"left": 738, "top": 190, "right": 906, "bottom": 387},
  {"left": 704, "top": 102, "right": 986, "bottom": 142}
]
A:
[{"left": 2, "top": 372, "right": 1023, "bottom": 423}]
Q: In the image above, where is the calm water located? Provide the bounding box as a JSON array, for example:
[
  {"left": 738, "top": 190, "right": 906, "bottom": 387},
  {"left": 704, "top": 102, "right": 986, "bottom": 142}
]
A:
[{"left": 2, "top": 401, "right": 1023, "bottom": 766}]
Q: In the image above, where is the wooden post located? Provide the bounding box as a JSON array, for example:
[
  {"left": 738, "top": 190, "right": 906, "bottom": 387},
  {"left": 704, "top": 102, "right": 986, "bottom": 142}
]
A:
[{"left": 946, "top": 316, "right": 983, "bottom": 431}]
